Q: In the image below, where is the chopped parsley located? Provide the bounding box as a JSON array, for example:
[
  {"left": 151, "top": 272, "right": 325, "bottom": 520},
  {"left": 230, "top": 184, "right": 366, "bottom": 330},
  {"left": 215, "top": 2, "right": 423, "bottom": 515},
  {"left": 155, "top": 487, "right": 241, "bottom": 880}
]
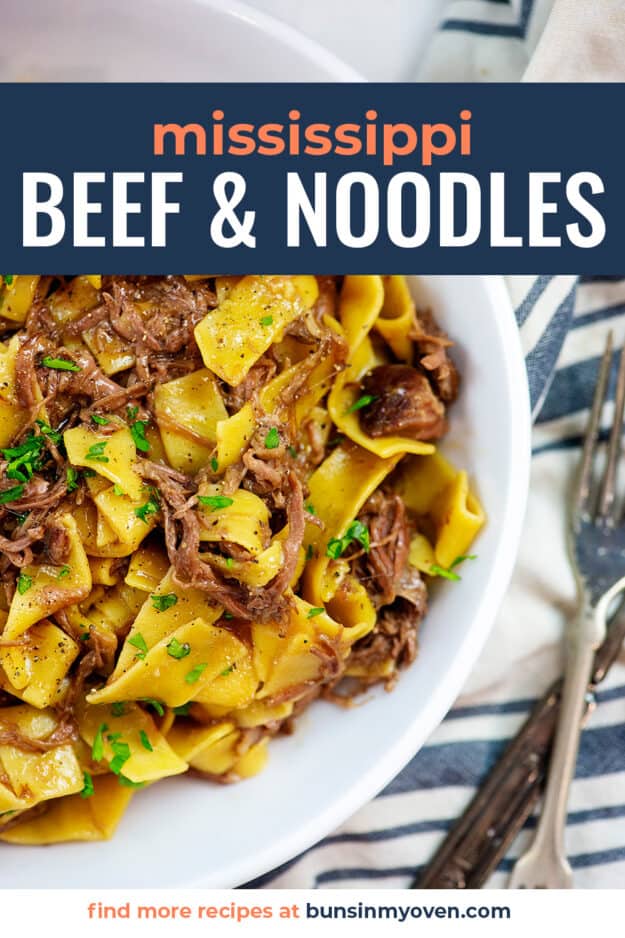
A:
[
  {"left": 129, "top": 418, "right": 150, "bottom": 453},
  {"left": 346, "top": 394, "right": 377, "bottom": 414},
  {"left": 85, "top": 441, "right": 109, "bottom": 463},
  {"left": 0, "top": 484, "right": 24, "bottom": 505},
  {"left": 113, "top": 483, "right": 125, "bottom": 496},
  {"left": 2, "top": 432, "right": 48, "bottom": 482},
  {"left": 139, "top": 698, "right": 165, "bottom": 717},
  {"left": 259, "top": 315, "right": 273, "bottom": 326},
  {"left": 221, "top": 666, "right": 234, "bottom": 677},
  {"left": 118, "top": 775, "right": 144, "bottom": 789},
  {"left": 2, "top": 275, "right": 14, "bottom": 287},
  {"left": 264, "top": 427, "right": 280, "bottom": 449},
  {"left": 91, "top": 414, "right": 109, "bottom": 426},
  {"left": 92, "top": 723, "right": 108, "bottom": 762},
  {"left": 36, "top": 420, "right": 62, "bottom": 444},
  {"left": 305, "top": 503, "right": 316, "bottom": 514},
  {"left": 111, "top": 702, "right": 127, "bottom": 717},
  {"left": 16, "top": 573, "right": 32, "bottom": 595},
  {"left": 307, "top": 607, "right": 324, "bottom": 618},
  {"left": 429, "top": 554, "right": 477, "bottom": 582},
  {"left": 134, "top": 496, "right": 159, "bottom": 523},
  {"left": 128, "top": 632, "right": 149, "bottom": 660},
  {"left": 306, "top": 544, "right": 314, "bottom": 560},
  {"left": 127, "top": 405, "right": 139, "bottom": 421},
  {"left": 198, "top": 494, "right": 233, "bottom": 511},
  {"left": 108, "top": 737, "right": 131, "bottom": 776},
  {"left": 288, "top": 445, "right": 298, "bottom": 458},
  {"left": 41, "top": 355, "right": 80, "bottom": 372},
  {"left": 166, "top": 636, "right": 190, "bottom": 659},
  {"left": 210, "top": 457, "right": 219, "bottom": 472},
  {"left": 57, "top": 565, "right": 70, "bottom": 579},
  {"left": 223, "top": 612, "right": 234, "bottom": 620},
  {"left": 225, "top": 557, "right": 234, "bottom": 569},
  {"left": 172, "top": 703, "right": 192, "bottom": 716},
  {"left": 139, "top": 730, "right": 153, "bottom": 753},
  {"left": 80, "top": 771, "right": 94, "bottom": 799},
  {"left": 185, "top": 662, "right": 208, "bottom": 685},
  {"left": 66, "top": 467, "right": 79, "bottom": 492},
  {"left": 326, "top": 520, "right": 370, "bottom": 559},
  {"left": 152, "top": 593, "right": 178, "bottom": 613}
]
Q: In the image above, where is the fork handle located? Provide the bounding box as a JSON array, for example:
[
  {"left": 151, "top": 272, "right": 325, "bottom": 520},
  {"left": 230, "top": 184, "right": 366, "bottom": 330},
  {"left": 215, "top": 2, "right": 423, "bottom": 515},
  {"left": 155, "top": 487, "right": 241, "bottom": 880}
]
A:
[{"left": 524, "top": 612, "right": 596, "bottom": 862}]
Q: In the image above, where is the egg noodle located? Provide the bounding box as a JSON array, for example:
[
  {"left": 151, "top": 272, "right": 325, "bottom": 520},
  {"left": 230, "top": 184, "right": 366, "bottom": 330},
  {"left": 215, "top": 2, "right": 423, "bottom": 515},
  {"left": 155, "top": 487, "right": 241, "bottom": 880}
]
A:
[{"left": 0, "top": 273, "right": 483, "bottom": 844}]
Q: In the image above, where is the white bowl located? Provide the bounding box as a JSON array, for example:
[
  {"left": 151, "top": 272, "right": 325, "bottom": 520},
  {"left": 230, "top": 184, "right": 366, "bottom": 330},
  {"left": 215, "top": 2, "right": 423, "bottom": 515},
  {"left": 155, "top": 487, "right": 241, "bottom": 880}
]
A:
[
  {"left": 2, "top": 275, "right": 530, "bottom": 888},
  {"left": 0, "top": 1, "right": 531, "bottom": 888},
  {"left": 0, "top": 0, "right": 362, "bottom": 82}
]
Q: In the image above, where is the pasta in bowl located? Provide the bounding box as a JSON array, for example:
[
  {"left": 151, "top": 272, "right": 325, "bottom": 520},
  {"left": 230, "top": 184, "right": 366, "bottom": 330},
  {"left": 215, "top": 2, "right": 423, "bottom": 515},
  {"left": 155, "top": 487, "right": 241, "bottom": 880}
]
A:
[{"left": 0, "top": 274, "right": 483, "bottom": 845}]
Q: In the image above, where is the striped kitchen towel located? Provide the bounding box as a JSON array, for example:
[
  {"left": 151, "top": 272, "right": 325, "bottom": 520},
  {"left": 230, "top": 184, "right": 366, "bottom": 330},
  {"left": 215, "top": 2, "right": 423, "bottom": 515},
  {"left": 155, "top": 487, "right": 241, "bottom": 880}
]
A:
[{"left": 251, "top": 0, "right": 625, "bottom": 890}]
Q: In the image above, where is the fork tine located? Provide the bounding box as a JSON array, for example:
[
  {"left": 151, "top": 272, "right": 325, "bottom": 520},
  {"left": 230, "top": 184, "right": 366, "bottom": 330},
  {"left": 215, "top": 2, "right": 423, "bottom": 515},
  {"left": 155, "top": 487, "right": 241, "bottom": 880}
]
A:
[
  {"left": 575, "top": 331, "right": 613, "bottom": 516},
  {"left": 597, "top": 339, "right": 625, "bottom": 522}
]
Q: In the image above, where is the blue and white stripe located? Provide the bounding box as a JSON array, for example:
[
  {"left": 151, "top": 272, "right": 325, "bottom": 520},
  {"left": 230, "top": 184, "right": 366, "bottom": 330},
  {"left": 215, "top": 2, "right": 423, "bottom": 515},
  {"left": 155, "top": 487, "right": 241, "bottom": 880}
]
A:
[{"left": 251, "top": 0, "right": 625, "bottom": 889}]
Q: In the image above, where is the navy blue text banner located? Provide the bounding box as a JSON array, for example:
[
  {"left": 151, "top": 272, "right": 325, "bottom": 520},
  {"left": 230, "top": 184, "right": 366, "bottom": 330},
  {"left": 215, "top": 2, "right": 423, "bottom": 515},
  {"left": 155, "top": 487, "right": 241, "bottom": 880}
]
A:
[{"left": 0, "top": 82, "right": 622, "bottom": 274}]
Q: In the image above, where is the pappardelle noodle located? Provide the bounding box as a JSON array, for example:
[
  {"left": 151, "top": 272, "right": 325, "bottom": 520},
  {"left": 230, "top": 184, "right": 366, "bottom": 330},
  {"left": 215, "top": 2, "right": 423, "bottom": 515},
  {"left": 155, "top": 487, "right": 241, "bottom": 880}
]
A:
[{"left": 0, "top": 274, "right": 483, "bottom": 844}]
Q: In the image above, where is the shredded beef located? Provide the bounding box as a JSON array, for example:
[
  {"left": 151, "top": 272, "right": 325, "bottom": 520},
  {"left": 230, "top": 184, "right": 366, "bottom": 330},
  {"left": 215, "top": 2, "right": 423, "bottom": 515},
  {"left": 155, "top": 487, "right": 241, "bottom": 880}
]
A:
[
  {"left": 358, "top": 364, "right": 447, "bottom": 441},
  {"left": 345, "top": 490, "right": 428, "bottom": 689},
  {"left": 352, "top": 490, "right": 411, "bottom": 607},
  {"left": 411, "top": 308, "right": 460, "bottom": 403},
  {"left": 0, "top": 718, "right": 77, "bottom": 753}
]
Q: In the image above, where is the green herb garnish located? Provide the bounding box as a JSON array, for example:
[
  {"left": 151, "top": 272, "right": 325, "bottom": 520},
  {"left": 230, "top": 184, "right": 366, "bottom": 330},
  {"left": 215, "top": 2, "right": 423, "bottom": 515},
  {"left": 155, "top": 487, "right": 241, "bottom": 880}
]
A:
[
  {"left": 166, "top": 636, "right": 190, "bottom": 659},
  {"left": 152, "top": 593, "right": 178, "bottom": 613},
  {"left": 172, "top": 703, "right": 191, "bottom": 716},
  {"left": 80, "top": 771, "right": 94, "bottom": 799},
  {"left": 41, "top": 355, "right": 80, "bottom": 372},
  {"left": 185, "top": 663, "right": 208, "bottom": 685},
  {"left": 16, "top": 573, "right": 32, "bottom": 595},
  {"left": 305, "top": 503, "right": 316, "bottom": 514},
  {"left": 66, "top": 467, "right": 79, "bottom": 492},
  {"left": 429, "top": 554, "right": 477, "bottom": 582},
  {"left": 92, "top": 723, "right": 108, "bottom": 762},
  {"left": 130, "top": 418, "right": 150, "bottom": 453},
  {"left": 307, "top": 607, "right": 324, "bottom": 618},
  {"left": 91, "top": 414, "right": 109, "bottom": 426},
  {"left": 198, "top": 495, "right": 234, "bottom": 511},
  {"left": 113, "top": 484, "right": 125, "bottom": 496},
  {"left": 2, "top": 275, "right": 14, "bottom": 286},
  {"left": 85, "top": 441, "right": 109, "bottom": 463},
  {"left": 111, "top": 702, "right": 127, "bottom": 717},
  {"left": 36, "top": 420, "right": 62, "bottom": 444},
  {"left": 139, "top": 730, "right": 153, "bottom": 753},
  {"left": 108, "top": 738, "right": 131, "bottom": 775},
  {"left": 118, "top": 775, "right": 145, "bottom": 789},
  {"left": 128, "top": 632, "right": 148, "bottom": 660},
  {"left": 210, "top": 457, "right": 219, "bottom": 472},
  {"left": 288, "top": 445, "right": 298, "bottom": 458},
  {"left": 326, "top": 520, "right": 370, "bottom": 559},
  {"left": 139, "top": 698, "right": 165, "bottom": 717},
  {"left": 264, "top": 427, "right": 280, "bottom": 449},
  {"left": 259, "top": 315, "right": 273, "bottom": 326},
  {"left": 134, "top": 496, "right": 159, "bottom": 523},
  {"left": 346, "top": 394, "right": 377, "bottom": 414},
  {"left": 57, "top": 565, "right": 70, "bottom": 579},
  {"left": 0, "top": 484, "right": 24, "bottom": 504},
  {"left": 221, "top": 666, "right": 234, "bottom": 677}
]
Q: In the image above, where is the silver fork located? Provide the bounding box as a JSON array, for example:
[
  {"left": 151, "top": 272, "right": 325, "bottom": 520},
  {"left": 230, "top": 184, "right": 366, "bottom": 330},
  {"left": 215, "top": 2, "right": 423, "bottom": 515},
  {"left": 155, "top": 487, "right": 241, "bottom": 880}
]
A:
[{"left": 509, "top": 332, "right": 625, "bottom": 888}]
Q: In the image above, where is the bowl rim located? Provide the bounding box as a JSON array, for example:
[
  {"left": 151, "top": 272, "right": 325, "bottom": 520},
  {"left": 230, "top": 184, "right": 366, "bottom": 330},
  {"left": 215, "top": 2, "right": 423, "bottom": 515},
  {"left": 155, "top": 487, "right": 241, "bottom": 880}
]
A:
[
  {"left": 166, "top": 0, "right": 366, "bottom": 82},
  {"left": 191, "top": 274, "right": 532, "bottom": 887}
]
